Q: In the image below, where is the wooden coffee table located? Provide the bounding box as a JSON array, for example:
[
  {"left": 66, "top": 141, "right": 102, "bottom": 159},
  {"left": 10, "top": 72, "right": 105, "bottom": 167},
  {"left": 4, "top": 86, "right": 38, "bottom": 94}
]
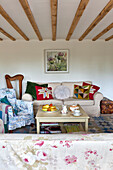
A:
[{"left": 35, "top": 105, "right": 89, "bottom": 134}]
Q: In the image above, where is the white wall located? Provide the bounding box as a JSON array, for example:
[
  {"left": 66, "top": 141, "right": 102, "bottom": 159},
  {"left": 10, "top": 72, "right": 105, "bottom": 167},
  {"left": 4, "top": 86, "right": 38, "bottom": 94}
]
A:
[{"left": 0, "top": 40, "right": 113, "bottom": 99}]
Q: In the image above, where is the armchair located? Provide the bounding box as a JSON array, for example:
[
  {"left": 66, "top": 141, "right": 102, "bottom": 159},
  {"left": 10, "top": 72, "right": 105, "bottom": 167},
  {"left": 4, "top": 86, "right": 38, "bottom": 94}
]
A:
[
  {"left": 0, "top": 119, "right": 4, "bottom": 133},
  {"left": 0, "top": 88, "right": 34, "bottom": 131}
]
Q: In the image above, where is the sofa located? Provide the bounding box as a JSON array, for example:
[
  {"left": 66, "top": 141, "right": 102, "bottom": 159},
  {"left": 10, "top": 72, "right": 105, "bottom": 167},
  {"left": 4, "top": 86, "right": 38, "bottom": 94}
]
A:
[
  {"left": 22, "top": 81, "right": 103, "bottom": 117},
  {"left": 0, "top": 133, "right": 113, "bottom": 170}
]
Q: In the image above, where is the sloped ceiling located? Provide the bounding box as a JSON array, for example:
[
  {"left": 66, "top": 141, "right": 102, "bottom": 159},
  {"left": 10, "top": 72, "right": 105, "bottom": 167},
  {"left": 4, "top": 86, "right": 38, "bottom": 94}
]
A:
[{"left": 0, "top": 0, "right": 113, "bottom": 41}]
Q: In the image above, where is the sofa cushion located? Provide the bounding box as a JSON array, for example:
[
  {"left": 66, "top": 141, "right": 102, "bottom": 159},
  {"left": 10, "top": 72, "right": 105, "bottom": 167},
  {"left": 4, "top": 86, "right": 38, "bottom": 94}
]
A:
[
  {"left": 54, "top": 85, "right": 70, "bottom": 99},
  {"left": 62, "top": 81, "right": 92, "bottom": 97},
  {"left": 48, "top": 82, "right": 62, "bottom": 97},
  {"left": 74, "top": 85, "right": 91, "bottom": 100},
  {"left": 83, "top": 82, "right": 100, "bottom": 100},
  {"left": 35, "top": 86, "right": 53, "bottom": 100},
  {"left": 25, "top": 81, "right": 48, "bottom": 100},
  {"left": 63, "top": 97, "right": 94, "bottom": 106},
  {"left": 33, "top": 99, "right": 62, "bottom": 106}
]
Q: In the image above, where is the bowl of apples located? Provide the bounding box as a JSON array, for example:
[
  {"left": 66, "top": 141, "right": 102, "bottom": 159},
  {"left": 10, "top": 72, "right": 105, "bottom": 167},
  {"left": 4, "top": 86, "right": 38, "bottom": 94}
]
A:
[{"left": 42, "top": 104, "right": 58, "bottom": 113}]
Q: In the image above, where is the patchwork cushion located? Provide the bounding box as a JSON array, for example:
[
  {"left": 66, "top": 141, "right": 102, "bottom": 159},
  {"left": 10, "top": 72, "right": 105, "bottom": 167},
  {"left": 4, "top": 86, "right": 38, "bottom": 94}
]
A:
[
  {"left": 74, "top": 85, "right": 91, "bottom": 100},
  {"left": 35, "top": 86, "right": 53, "bottom": 100},
  {"left": 25, "top": 81, "right": 48, "bottom": 99},
  {"left": 83, "top": 82, "right": 100, "bottom": 100},
  {"left": 54, "top": 85, "right": 70, "bottom": 99}
]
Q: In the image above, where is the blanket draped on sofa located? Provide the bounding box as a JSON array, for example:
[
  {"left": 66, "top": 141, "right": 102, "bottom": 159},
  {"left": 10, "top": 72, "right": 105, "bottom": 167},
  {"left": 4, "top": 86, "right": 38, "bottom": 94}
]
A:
[{"left": 0, "top": 133, "right": 113, "bottom": 170}]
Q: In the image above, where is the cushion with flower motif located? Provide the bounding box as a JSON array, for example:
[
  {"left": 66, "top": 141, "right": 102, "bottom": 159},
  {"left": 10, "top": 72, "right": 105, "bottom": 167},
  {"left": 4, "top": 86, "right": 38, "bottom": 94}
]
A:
[
  {"left": 35, "top": 86, "right": 53, "bottom": 100},
  {"left": 83, "top": 82, "right": 100, "bottom": 100}
]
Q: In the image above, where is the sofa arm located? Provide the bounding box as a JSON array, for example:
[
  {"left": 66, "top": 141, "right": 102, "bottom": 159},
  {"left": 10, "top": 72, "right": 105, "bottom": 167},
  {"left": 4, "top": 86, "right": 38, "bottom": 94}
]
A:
[
  {"left": 22, "top": 93, "right": 33, "bottom": 101},
  {"left": 93, "top": 92, "right": 103, "bottom": 106}
]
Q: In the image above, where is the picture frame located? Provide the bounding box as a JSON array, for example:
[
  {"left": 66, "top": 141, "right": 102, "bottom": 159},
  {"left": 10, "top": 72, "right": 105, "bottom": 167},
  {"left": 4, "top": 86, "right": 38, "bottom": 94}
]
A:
[{"left": 44, "top": 49, "right": 69, "bottom": 73}]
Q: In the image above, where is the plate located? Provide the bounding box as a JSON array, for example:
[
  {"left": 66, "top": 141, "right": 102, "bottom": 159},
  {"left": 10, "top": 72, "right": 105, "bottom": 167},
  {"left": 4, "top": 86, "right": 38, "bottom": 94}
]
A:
[
  {"left": 41, "top": 107, "right": 59, "bottom": 113},
  {"left": 72, "top": 113, "right": 82, "bottom": 116}
]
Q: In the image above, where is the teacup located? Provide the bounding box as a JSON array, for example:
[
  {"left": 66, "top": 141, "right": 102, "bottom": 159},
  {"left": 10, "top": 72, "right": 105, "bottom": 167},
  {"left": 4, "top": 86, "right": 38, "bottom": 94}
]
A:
[
  {"left": 73, "top": 109, "right": 80, "bottom": 116},
  {"left": 74, "top": 109, "right": 80, "bottom": 113}
]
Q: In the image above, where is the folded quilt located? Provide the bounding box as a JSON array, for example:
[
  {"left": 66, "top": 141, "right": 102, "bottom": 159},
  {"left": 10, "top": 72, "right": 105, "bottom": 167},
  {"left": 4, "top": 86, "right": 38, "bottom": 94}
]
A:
[{"left": 0, "top": 133, "right": 113, "bottom": 170}]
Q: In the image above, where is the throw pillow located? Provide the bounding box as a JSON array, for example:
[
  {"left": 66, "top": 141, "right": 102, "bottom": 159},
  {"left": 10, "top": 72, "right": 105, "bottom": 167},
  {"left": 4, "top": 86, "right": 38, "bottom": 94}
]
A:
[
  {"left": 25, "top": 81, "right": 48, "bottom": 99},
  {"left": 83, "top": 82, "right": 100, "bottom": 100},
  {"left": 54, "top": 85, "right": 70, "bottom": 99},
  {"left": 35, "top": 86, "right": 53, "bottom": 100},
  {"left": 74, "top": 85, "right": 91, "bottom": 100}
]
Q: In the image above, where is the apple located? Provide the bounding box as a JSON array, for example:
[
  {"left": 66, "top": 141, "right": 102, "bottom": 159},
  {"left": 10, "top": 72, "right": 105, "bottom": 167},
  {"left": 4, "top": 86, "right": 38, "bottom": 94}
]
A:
[{"left": 47, "top": 108, "right": 51, "bottom": 111}]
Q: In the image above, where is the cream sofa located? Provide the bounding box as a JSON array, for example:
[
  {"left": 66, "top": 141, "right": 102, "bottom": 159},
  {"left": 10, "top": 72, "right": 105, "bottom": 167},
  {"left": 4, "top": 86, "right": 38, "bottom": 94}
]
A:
[{"left": 22, "top": 81, "right": 103, "bottom": 117}]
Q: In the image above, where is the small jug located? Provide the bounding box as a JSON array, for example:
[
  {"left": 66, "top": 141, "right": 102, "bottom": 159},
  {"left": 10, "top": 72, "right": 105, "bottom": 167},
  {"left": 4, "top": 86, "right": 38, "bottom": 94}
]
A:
[{"left": 61, "top": 105, "right": 67, "bottom": 114}]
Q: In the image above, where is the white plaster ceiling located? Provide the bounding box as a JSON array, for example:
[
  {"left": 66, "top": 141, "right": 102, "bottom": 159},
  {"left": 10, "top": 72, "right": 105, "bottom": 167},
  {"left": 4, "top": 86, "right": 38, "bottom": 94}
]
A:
[{"left": 0, "top": 0, "right": 113, "bottom": 41}]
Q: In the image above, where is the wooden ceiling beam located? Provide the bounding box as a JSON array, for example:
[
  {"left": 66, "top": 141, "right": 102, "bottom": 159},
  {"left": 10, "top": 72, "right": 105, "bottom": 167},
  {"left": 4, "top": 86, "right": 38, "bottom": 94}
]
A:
[
  {"left": 0, "top": 38, "right": 3, "bottom": 41},
  {"left": 105, "top": 35, "right": 113, "bottom": 41},
  {"left": 50, "top": 0, "right": 57, "bottom": 41},
  {"left": 66, "top": 0, "right": 89, "bottom": 41},
  {"left": 79, "top": 0, "right": 113, "bottom": 41},
  {"left": 19, "top": 0, "right": 42, "bottom": 41},
  {"left": 0, "top": 27, "right": 16, "bottom": 41},
  {"left": 0, "top": 5, "right": 29, "bottom": 41},
  {"left": 92, "top": 23, "right": 113, "bottom": 41}
]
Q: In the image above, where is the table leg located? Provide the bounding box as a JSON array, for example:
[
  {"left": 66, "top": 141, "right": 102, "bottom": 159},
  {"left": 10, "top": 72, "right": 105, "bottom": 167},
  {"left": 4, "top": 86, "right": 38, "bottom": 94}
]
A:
[
  {"left": 36, "top": 119, "right": 40, "bottom": 134},
  {"left": 85, "top": 119, "right": 88, "bottom": 132}
]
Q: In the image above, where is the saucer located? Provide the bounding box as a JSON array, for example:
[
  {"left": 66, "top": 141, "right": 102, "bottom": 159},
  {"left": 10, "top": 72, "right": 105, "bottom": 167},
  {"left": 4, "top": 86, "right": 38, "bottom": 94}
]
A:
[{"left": 72, "top": 112, "right": 82, "bottom": 116}]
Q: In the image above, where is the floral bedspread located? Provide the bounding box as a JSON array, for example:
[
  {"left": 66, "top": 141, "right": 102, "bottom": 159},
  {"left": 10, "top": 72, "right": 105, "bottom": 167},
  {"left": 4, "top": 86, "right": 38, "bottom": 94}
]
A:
[{"left": 0, "top": 133, "right": 113, "bottom": 170}]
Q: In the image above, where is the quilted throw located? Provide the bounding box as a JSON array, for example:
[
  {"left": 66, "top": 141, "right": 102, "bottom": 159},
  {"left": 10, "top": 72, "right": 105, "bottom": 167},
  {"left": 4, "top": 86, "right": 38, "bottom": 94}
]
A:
[
  {"left": 0, "top": 119, "right": 4, "bottom": 133},
  {"left": 0, "top": 133, "right": 113, "bottom": 170}
]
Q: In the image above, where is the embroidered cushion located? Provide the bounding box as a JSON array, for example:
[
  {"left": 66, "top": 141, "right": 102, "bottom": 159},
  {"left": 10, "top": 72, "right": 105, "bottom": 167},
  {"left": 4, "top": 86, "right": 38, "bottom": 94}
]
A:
[
  {"left": 74, "top": 85, "right": 91, "bottom": 100},
  {"left": 83, "top": 82, "right": 100, "bottom": 100},
  {"left": 54, "top": 85, "right": 70, "bottom": 99},
  {"left": 35, "top": 86, "right": 53, "bottom": 100},
  {"left": 25, "top": 81, "right": 48, "bottom": 99}
]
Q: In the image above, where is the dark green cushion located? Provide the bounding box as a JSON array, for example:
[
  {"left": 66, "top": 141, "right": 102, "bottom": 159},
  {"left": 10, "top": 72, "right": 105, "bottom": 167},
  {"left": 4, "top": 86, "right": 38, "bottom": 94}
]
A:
[
  {"left": 1, "top": 96, "right": 11, "bottom": 105},
  {"left": 25, "top": 81, "right": 48, "bottom": 99}
]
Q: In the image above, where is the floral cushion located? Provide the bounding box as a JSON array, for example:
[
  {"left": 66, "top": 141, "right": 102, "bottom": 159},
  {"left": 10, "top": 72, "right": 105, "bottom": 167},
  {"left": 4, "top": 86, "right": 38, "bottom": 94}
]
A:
[
  {"left": 83, "top": 82, "right": 100, "bottom": 100},
  {"left": 35, "top": 86, "right": 53, "bottom": 100}
]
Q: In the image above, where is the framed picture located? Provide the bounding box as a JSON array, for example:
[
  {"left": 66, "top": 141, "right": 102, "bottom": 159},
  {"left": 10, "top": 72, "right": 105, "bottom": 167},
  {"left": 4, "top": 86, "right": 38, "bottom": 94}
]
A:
[{"left": 44, "top": 49, "right": 69, "bottom": 73}]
